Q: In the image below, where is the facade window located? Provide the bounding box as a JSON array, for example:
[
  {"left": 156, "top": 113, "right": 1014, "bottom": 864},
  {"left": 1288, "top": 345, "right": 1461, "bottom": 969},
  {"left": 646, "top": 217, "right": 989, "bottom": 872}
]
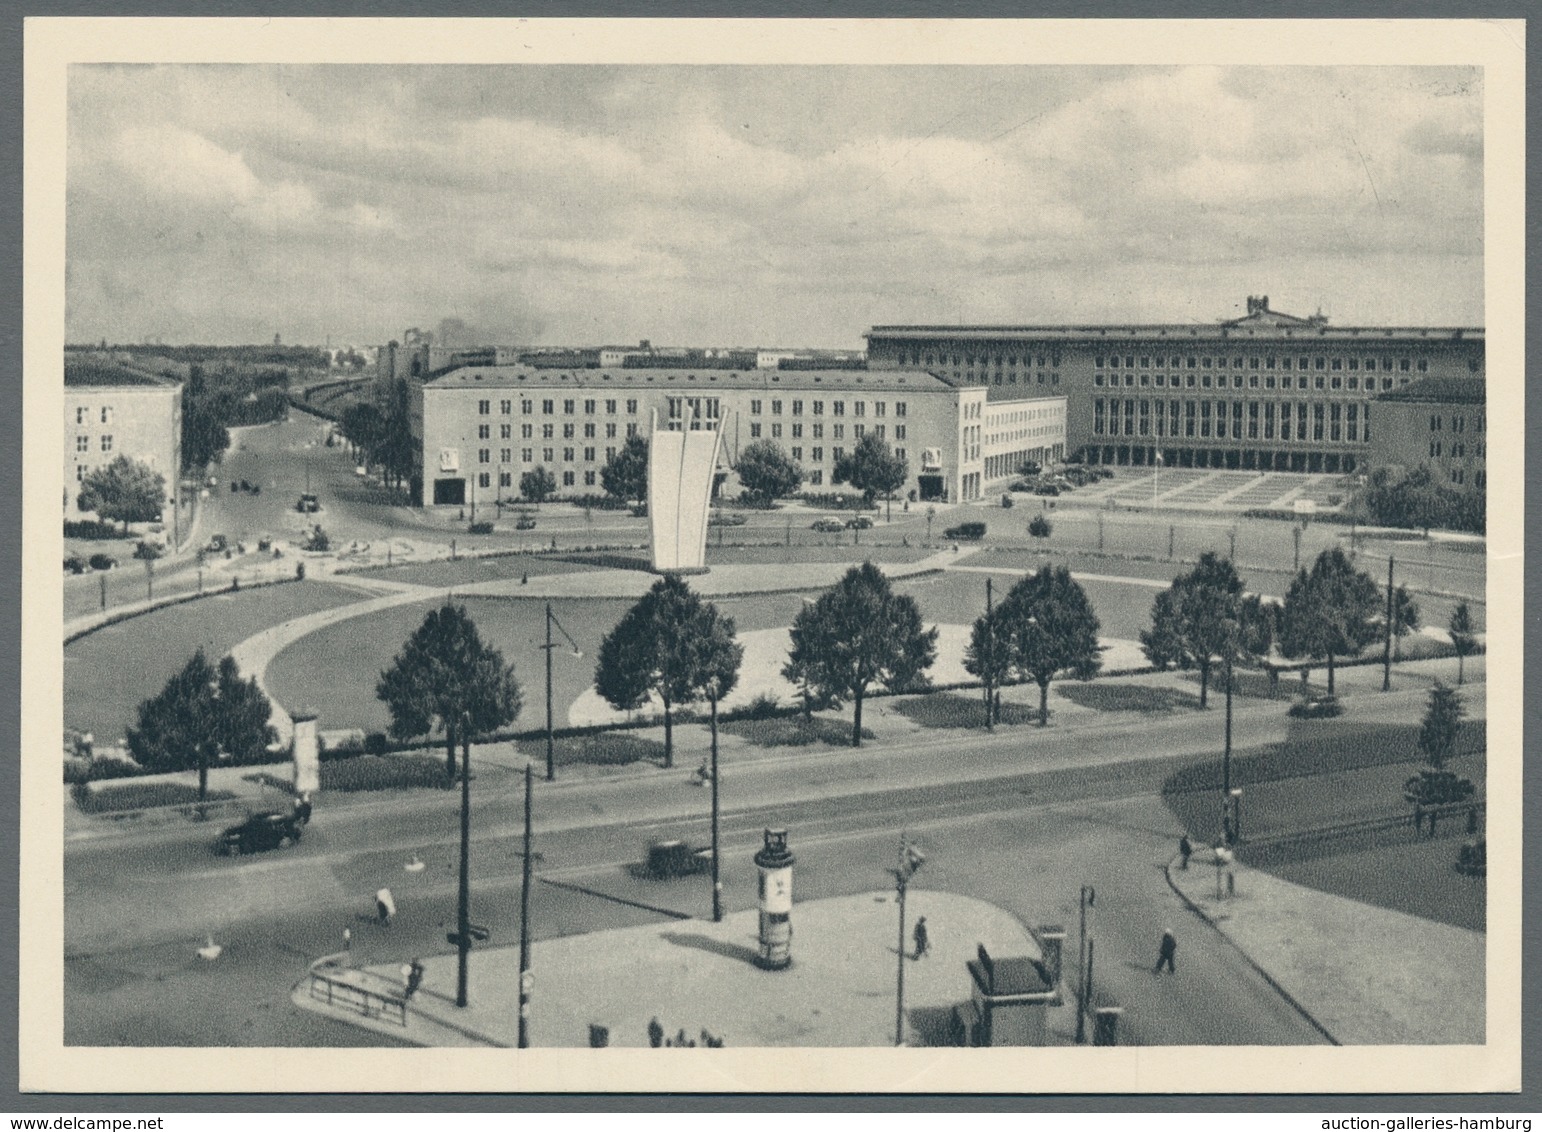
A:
[
  {"left": 522, "top": 399, "right": 534, "bottom": 414},
  {"left": 1248, "top": 402, "right": 1259, "bottom": 439},
  {"left": 542, "top": 424, "right": 554, "bottom": 439},
  {"left": 76, "top": 464, "right": 87, "bottom": 481},
  {"left": 1201, "top": 357, "right": 1212, "bottom": 370},
  {"left": 627, "top": 399, "right": 638, "bottom": 414},
  {"left": 76, "top": 435, "right": 88, "bottom": 452},
  {"left": 832, "top": 447, "right": 844, "bottom": 463},
  {"left": 584, "top": 423, "right": 596, "bottom": 439},
  {"left": 874, "top": 402, "right": 886, "bottom": 417},
  {"left": 751, "top": 400, "right": 763, "bottom": 415},
  {"left": 813, "top": 423, "right": 824, "bottom": 439},
  {"left": 478, "top": 400, "right": 491, "bottom": 415},
  {"left": 895, "top": 425, "right": 906, "bottom": 440},
  {"left": 584, "top": 470, "right": 597, "bottom": 486},
  {"left": 1431, "top": 415, "right": 1442, "bottom": 431},
  {"left": 812, "top": 447, "right": 823, "bottom": 462},
  {"left": 853, "top": 401, "right": 864, "bottom": 417},
  {"left": 1315, "top": 375, "right": 1326, "bottom": 390},
  {"left": 792, "top": 424, "right": 803, "bottom": 439},
  {"left": 478, "top": 448, "right": 491, "bottom": 464},
  {"left": 895, "top": 402, "right": 907, "bottom": 417},
  {"left": 1347, "top": 378, "right": 1358, "bottom": 391},
  {"left": 813, "top": 401, "right": 824, "bottom": 416},
  {"left": 772, "top": 423, "right": 784, "bottom": 439},
  {"left": 852, "top": 424, "right": 864, "bottom": 439},
  {"left": 584, "top": 446, "right": 595, "bottom": 462},
  {"left": 500, "top": 448, "right": 512, "bottom": 464},
  {"left": 1202, "top": 374, "right": 1212, "bottom": 389},
  {"left": 1331, "top": 377, "right": 1342, "bottom": 390},
  {"left": 561, "top": 447, "right": 575, "bottom": 463},
  {"left": 1400, "top": 359, "right": 1411, "bottom": 372},
  {"left": 1095, "top": 374, "right": 1104, "bottom": 387},
  {"left": 606, "top": 423, "right": 617, "bottom": 439},
  {"left": 101, "top": 407, "right": 113, "bottom": 424},
  {"left": 1431, "top": 440, "right": 1442, "bottom": 458},
  {"left": 563, "top": 423, "right": 576, "bottom": 439},
  {"left": 101, "top": 435, "right": 113, "bottom": 452},
  {"left": 543, "top": 447, "right": 554, "bottom": 462},
  {"left": 773, "top": 400, "right": 784, "bottom": 415},
  {"left": 1184, "top": 401, "right": 1196, "bottom": 437},
  {"left": 584, "top": 399, "right": 596, "bottom": 414},
  {"left": 792, "top": 447, "right": 803, "bottom": 461},
  {"left": 479, "top": 472, "right": 491, "bottom": 489},
  {"left": 1331, "top": 358, "right": 1343, "bottom": 371},
  {"left": 541, "top": 399, "right": 554, "bottom": 414},
  {"left": 501, "top": 424, "right": 513, "bottom": 439},
  {"left": 810, "top": 470, "right": 823, "bottom": 486},
  {"left": 833, "top": 401, "right": 845, "bottom": 416},
  {"left": 605, "top": 399, "right": 617, "bottom": 414},
  {"left": 500, "top": 400, "right": 512, "bottom": 415},
  {"left": 522, "top": 448, "right": 533, "bottom": 463},
  {"left": 1095, "top": 356, "right": 1105, "bottom": 369},
  {"left": 1280, "top": 403, "right": 1292, "bottom": 441},
  {"left": 563, "top": 471, "right": 575, "bottom": 487},
  {"left": 522, "top": 424, "right": 533, "bottom": 439},
  {"left": 1314, "top": 357, "right": 1326, "bottom": 371},
  {"left": 1330, "top": 403, "right": 1342, "bottom": 441},
  {"left": 1347, "top": 403, "right": 1359, "bottom": 441},
  {"left": 1417, "top": 359, "right": 1429, "bottom": 373},
  {"left": 499, "top": 471, "right": 513, "bottom": 488},
  {"left": 750, "top": 423, "right": 762, "bottom": 438},
  {"left": 1313, "top": 403, "right": 1325, "bottom": 441},
  {"left": 563, "top": 400, "right": 575, "bottom": 414},
  {"left": 75, "top": 407, "right": 87, "bottom": 425},
  {"left": 478, "top": 424, "right": 491, "bottom": 440},
  {"left": 792, "top": 400, "right": 804, "bottom": 415}
]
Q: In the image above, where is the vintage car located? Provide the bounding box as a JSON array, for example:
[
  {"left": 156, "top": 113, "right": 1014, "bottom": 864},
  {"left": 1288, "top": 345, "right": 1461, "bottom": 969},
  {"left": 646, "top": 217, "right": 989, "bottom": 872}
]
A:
[
  {"left": 641, "top": 839, "right": 713, "bottom": 879},
  {"left": 218, "top": 811, "right": 304, "bottom": 856}
]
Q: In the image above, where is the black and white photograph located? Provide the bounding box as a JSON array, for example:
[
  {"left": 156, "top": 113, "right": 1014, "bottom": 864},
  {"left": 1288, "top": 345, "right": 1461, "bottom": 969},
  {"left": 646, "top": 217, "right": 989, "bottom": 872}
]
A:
[{"left": 23, "top": 17, "right": 1525, "bottom": 1095}]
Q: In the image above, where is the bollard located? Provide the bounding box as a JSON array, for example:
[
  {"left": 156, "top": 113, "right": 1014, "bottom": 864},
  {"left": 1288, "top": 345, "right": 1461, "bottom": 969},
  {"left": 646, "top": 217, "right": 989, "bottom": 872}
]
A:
[{"left": 1093, "top": 1005, "right": 1123, "bottom": 1046}]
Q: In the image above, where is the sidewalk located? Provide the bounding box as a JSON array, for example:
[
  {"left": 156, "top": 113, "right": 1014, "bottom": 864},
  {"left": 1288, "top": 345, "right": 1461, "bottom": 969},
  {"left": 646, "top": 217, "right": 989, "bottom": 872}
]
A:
[
  {"left": 293, "top": 890, "right": 1047, "bottom": 1048},
  {"left": 1165, "top": 846, "right": 1484, "bottom": 1045}
]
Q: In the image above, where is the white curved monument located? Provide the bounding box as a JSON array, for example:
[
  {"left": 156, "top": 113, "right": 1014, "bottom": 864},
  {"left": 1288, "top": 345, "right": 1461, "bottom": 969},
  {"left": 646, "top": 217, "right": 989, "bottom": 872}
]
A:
[{"left": 647, "top": 406, "right": 722, "bottom": 573}]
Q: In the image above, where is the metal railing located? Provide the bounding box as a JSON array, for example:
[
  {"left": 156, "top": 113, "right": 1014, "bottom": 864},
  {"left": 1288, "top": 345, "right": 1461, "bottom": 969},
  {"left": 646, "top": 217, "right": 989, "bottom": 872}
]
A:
[{"left": 306, "top": 957, "right": 407, "bottom": 1027}]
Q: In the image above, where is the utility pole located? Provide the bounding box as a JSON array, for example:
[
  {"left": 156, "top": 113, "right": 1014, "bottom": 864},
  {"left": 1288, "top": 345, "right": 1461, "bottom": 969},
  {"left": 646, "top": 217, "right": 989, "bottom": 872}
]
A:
[
  {"left": 1383, "top": 555, "right": 1395, "bottom": 692},
  {"left": 456, "top": 724, "right": 471, "bottom": 1008},
  {"left": 894, "top": 836, "right": 924, "bottom": 1047},
  {"left": 545, "top": 603, "right": 555, "bottom": 782},
  {"left": 983, "top": 576, "right": 995, "bottom": 732},
  {"left": 517, "top": 762, "right": 533, "bottom": 1048},
  {"left": 710, "top": 693, "right": 723, "bottom": 923},
  {"left": 1293, "top": 524, "right": 1301, "bottom": 572},
  {"left": 1075, "top": 884, "right": 1095, "bottom": 1043}
]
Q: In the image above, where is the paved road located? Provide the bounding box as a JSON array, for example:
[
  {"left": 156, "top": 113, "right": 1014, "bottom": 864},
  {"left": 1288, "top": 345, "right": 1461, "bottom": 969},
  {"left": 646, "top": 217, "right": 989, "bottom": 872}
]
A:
[{"left": 64, "top": 683, "right": 1468, "bottom": 1047}]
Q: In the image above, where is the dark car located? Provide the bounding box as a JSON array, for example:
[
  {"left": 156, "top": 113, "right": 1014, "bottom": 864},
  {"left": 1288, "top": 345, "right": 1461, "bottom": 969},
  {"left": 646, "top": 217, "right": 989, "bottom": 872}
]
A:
[
  {"left": 845, "top": 516, "right": 874, "bottom": 530},
  {"left": 515, "top": 517, "right": 537, "bottom": 530},
  {"left": 811, "top": 517, "right": 846, "bottom": 533},
  {"left": 943, "top": 521, "right": 987, "bottom": 540},
  {"left": 297, "top": 492, "right": 321, "bottom": 513},
  {"left": 1288, "top": 693, "right": 1343, "bottom": 720},
  {"left": 206, "top": 533, "right": 228, "bottom": 554},
  {"left": 641, "top": 839, "right": 712, "bottom": 878},
  {"left": 219, "top": 811, "right": 303, "bottom": 856}
]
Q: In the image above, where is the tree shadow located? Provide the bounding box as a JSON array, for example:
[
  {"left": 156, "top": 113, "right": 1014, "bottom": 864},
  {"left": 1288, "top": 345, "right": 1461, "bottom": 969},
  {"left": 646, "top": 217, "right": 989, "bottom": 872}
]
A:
[
  {"left": 891, "top": 692, "right": 1041, "bottom": 731},
  {"left": 1056, "top": 683, "right": 1203, "bottom": 714},
  {"left": 658, "top": 931, "right": 763, "bottom": 966}
]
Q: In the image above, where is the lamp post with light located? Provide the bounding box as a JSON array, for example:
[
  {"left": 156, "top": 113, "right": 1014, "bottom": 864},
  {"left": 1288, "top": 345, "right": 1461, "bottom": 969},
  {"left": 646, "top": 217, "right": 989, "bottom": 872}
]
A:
[{"left": 542, "top": 603, "right": 583, "bottom": 781}]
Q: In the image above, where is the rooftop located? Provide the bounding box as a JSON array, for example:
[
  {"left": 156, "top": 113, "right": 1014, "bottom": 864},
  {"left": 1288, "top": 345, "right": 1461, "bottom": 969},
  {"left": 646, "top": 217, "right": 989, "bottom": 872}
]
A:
[
  {"left": 1375, "top": 376, "right": 1487, "bottom": 405},
  {"left": 424, "top": 365, "right": 962, "bottom": 396}
]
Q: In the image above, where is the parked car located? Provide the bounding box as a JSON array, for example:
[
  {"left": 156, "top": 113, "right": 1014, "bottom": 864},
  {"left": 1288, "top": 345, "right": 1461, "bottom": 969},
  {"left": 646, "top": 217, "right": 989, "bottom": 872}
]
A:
[
  {"left": 218, "top": 811, "right": 303, "bottom": 856},
  {"left": 845, "top": 516, "right": 874, "bottom": 530},
  {"left": 811, "top": 517, "right": 846, "bottom": 533},
  {"left": 641, "top": 839, "right": 713, "bottom": 878},
  {"left": 943, "top": 521, "right": 987, "bottom": 540},
  {"left": 296, "top": 492, "right": 321, "bottom": 514},
  {"left": 1033, "top": 484, "right": 1061, "bottom": 497},
  {"left": 515, "top": 517, "right": 537, "bottom": 530},
  {"left": 1288, "top": 693, "right": 1343, "bottom": 720},
  {"left": 206, "top": 534, "right": 229, "bottom": 554}
]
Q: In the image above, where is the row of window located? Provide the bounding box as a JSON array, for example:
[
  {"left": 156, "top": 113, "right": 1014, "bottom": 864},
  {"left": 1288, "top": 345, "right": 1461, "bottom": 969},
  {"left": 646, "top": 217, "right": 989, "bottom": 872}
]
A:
[
  {"left": 747, "top": 398, "right": 908, "bottom": 418},
  {"left": 1451, "top": 469, "right": 1485, "bottom": 487},
  {"left": 477, "top": 468, "right": 595, "bottom": 490},
  {"left": 1095, "top": 371, "right": 1409, "bottom": 393},
  {"left": 74, "top": 434, "right": 113, "bottom": 453},
  {"left": 477, "top": 397, "right": 642, "bottom": 416},
  {"left": 477, "top": 421, "right": 637, "bottom": 441},
  {"left": 900, "top": 351, "right": 1061, "bottom": 369},
  {"left": 1429, "top": 440, "right": 1485, "bottom": 460},
  {"left": 1429, "top": 415, "right": 1484, "bottom": 433},
  {"left": 73, "top": 406, "right": 113, "bottom": 425},
  {"left": 747, "top": 422, "right": 907, "bottom": 443},
  {"left": 1095, "top": 353, "right": 1432, "bottom": 374},
  {"left": 1093, "top": 398, "right": 1371, "bottom": 444},
  {"left": 965, "top": 371, "right": 1061, "bottom": 388}
]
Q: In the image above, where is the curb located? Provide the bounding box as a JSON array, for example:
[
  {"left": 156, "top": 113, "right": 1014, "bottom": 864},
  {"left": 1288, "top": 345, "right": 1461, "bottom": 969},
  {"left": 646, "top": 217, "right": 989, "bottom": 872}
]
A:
[{"left": 1162, "top": 852, "right": 1339, "bottom": 1046}]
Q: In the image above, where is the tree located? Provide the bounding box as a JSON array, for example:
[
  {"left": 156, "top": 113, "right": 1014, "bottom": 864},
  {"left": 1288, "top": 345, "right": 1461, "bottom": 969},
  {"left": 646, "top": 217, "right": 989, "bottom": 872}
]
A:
[
  {"left": 1448, "top": 601, "right": 1477, "bottom": 685},
  {"left": 1140, "top": 552, "right": 1244, "bottom": 708},
  {"left": 833, "top": 433, "right": 908, "bottom": 519},
  {"left": 77, "top": 455, "right": 166, "bottom": 533},
  {"left": 126, "top": 649, "right": 276, "bottom": 800},
  {"left": 601, "top": 433, "right": 650, "bottom": 506},
  {"left": 963, "top": 606, "right": 1011, "bottom": 728},
  {"left": 681, "top": 602, "right": 742, "bottom": 923},
  {"left": 734, "top": 440, "right": 803, "bottom": 508},
  {"left": 783, "top": 562, "right": 938, "bottom": 747},
  {"left": 339, "top": 402, "right": 384, "bottom": 464},
  {"left": 594, "top": 575, "right": 711, "bottom": 766},
  {"left": 181, "top": 393, "right": 230, "bottom": 471},
  {"left": 520, "top": 467, "right": 557, "bottom": 504},
  {"left": 1279, "top": 548, "right": 1381, "bottom": 695},
  {"left": 1390, "top": 584, "right": 1420, "bottom": 662},
  {"left": 375, "top": 603, "right": 523, "bottom": 781},
  {"left": 1404, "top": 682, "right": 1474, "bottom": 815},
  {"left": 995, "top": 565, "right": 1102, "bottom": 727}
]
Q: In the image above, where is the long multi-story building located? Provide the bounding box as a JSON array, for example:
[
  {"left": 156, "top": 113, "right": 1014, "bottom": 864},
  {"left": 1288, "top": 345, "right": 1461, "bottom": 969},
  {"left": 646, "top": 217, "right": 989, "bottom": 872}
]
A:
[
  {"left": 1368, "top": 377, "right": 1487, "bottom": 491},
  {"left": 419, "top": 365, "right": 1065, "bottom": 508},
  {"left": 64, "top": 361, "right": 182, "bottom": 516},
  {"left": 866, "top": 297, "right": 1484, "bottom": 475}
]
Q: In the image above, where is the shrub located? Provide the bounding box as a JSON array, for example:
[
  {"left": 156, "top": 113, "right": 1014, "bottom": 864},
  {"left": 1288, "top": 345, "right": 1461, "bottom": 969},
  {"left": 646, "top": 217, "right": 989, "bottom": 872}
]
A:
[
  {"left": 303, "top": 526, "right": 330, "bottom": 552},
  {"left": 74, "top": 781, "right": 236, "bottom": 814},
  {"left": 468, "top": 521, "right": 494, "bottom": 535},
  {"left": 723, "top": 692, "right": 782, "bottom": 721},
  {"left": 943, "top": 521, "right": 987, "bottom": 540},
  {"left": 1028, "top": 515, "right": 1053, "bottom": 538},
  {"left": 63, "top": 757, "right": 92, "bottom": 785},
  {"left": 88, "top": 755, "right": 145, "bottom": 781},
  {"left": 89, "top": 553, "right": 117, "bottom": 571},
  {"left": 566, "top": 494, "right": 630, "bottom": 512},
  {"left": 64, "top": 555, "right": 86, "bottom": 575},
  {"left": 797, "top": 492, "right": 875, "bottom": 512},
  {"left": 722, "top": 716, "right": 873, "bottom": 748},
  {"left": 363, "top": 730, "right": 390, "bottom": 756},
  {"left": 133, "top": 541, "right": 161, "bottom": 561},
  {"left": 319, "top": 754, "right": 451, "bottom": 792},
  {"left": 64, "top": 519, "right": 122, "bottom": 540}
]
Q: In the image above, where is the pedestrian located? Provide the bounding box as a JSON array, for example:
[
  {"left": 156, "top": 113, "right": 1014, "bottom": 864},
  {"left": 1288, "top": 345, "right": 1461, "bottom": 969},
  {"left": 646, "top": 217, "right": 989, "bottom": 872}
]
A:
[
  {"left": 376, "top": 887, "right": 396, "bottom": 925},
  {"left": 402, "top": 957, "right": 425, "bottom": 1001},
  {"left": 342, "top": 926, "right": 352, "bottom": 958},
  {"left": 913, "top": 916, "right": 930, "bottom": 959},
  {"left": 1154, "top": 929, "right": 1177, "bottom": 975},
  {"left": 1178, "top": 834, "right": 1192, "bottom": 870}
]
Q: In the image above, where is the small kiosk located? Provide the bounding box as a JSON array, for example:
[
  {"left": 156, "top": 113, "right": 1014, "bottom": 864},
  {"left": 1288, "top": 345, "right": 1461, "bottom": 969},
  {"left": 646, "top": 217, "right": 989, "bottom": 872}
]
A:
[{"left": 753, "top": 829, "right": 795, "bottom": 970}]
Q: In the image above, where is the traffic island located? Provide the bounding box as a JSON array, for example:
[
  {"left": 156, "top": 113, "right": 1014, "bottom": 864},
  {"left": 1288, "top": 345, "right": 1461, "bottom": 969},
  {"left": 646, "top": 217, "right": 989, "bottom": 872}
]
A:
[{"left": 292, "top": 890, "right": 1050, "bottom": 1047}]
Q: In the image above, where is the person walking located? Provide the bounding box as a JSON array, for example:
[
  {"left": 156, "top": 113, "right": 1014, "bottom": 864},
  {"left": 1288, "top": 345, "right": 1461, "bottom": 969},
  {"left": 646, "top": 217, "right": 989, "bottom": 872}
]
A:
[
  {"left": 1154, "top": 928, "right": 1177, "bottom": 975},
  {"left": 376, "top": 887, "right": 396, "bottom": 926},
  {"left": 402, "top": 957, "right": 425, "bottom": 1001},
  {"left": 912, "top": 916, "right": 930, "bottom": 959},
  {"left": 1178, "top": 834, "right": 1193, "bottom": 870}
]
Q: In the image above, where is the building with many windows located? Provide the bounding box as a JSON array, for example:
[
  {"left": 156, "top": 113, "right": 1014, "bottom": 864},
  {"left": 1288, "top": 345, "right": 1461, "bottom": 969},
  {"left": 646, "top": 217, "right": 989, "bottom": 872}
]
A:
[
  {"left": 64, "top": 361, "right": 182, "bottom": 515},
  {"left": 419, "top": 365, "right": 1065, "bottom": 509},
  {"left": 1368, "top": 377, "right": 1487, "bottom": 491},
  {"left": 866, "top": 297, "right": 1484, "bottom": 475}
]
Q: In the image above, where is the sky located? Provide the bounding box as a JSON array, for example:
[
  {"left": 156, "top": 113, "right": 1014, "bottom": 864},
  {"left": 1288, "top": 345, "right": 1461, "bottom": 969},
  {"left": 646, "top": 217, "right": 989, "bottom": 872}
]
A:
[{"left": 65, "top": 64, "right": 1484, "bottom": 350}]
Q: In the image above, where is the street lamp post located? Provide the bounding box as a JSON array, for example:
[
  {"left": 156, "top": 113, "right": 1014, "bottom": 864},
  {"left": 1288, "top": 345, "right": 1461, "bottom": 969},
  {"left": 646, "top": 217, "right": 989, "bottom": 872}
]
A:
[
  {"left": 455, "top": 720, "right": 471, "bottom": 1007},
  {"left": 1382, "top": 555, "right": 1396, "bottom": 692},
  {"left": 1075, "top": 884, "right": 1095, "bottom": 1044},
  {"left": 983, "top": 577, "right": 995, "bottom": 732},
  {"left": 542, "top": 603, "right": 583, "bottom": 782},
  {"left": 517, "top": 762, "right": 534, "bottom": 1048},
  {"left": 893, "top": 836, "right": 924, "bottom": 1046}
]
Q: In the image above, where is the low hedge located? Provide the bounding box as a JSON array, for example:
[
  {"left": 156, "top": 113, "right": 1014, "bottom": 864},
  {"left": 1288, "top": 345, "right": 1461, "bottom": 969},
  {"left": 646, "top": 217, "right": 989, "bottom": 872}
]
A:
[
  {"left": 65, "top": 520, "right": 125, "bottom": 540},
  {"left": 73, "top": 781, "right": 237, "bottom": 813},
  {"left": 319, "top": 753, "right": 454, "bottom": 792},
  {"left": 797, "top": 492, "right": 876, "bottom": 511}
]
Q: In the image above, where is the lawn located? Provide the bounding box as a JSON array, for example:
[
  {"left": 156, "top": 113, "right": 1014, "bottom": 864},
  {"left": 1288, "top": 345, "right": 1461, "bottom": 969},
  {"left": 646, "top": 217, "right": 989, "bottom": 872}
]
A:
[
  {"left": 345, "top": 552, "right": 607, "bottom": 589},
  {"left": 63, "top": 580, "right": 369, "bottom": 744}
]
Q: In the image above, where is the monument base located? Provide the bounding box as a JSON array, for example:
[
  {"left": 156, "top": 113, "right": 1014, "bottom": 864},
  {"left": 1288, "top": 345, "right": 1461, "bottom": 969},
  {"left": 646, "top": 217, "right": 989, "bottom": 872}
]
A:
[{"left": 653, "top": 566, "right": 710, "bottom": 577}]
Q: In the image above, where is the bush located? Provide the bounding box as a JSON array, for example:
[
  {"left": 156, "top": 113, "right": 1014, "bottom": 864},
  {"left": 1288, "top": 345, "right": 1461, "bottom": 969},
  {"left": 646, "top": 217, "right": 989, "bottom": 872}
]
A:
[
  {"left": 943, "top": 521, "right": 987, "bottom": 540},
  {"left": 709, "top": 512, "right": 749, "bottom": 526},
  {"left": 89, "top": 553, "right": 117, "bottom": 571},
  {"left": 319, "top": 754, "right": 452, "bottom": 792},
  {"left": 566, "top": 494, "right": 631, "bottom": 511},
  {"left": 468, "top": 521, "right": 494, "bottom": 535},
  {"left": 1028, "top": 514, "right": 1053, "bottom": 539},
  {"left": 797, "top": 492, "right": 875, "bottom": 512},
  {"left": 88, "top": 755, "right": 145, "bottom": 781},
  {"left": 723, "top": 692, "right": 782, "bottom": 721},
  {"left": 722, "top": 716, "right": 873, "bottom": 748},
  {"left": 1001, "top": 494, "right": 1014, "bottom": 509},
  {"left": 64, "top": 519, "right": 122, "bottom": 540},
  {"left": 74, "top": 781, "right": 236, "bottom": 814},
  {"left": 135, "top": 541, "right": 163, "bottom": 560},
  {"left": 303, "top": 526, "right": 330, "bottom": 552},
  {"left": 363, "top": 731, "right": 390, "bottom": 756},
  {"left": 64, "top": 555, "right": 86, "bottom": 575},
  {"left": 63, "top": 757, "right": 92, "bottom": 785}
]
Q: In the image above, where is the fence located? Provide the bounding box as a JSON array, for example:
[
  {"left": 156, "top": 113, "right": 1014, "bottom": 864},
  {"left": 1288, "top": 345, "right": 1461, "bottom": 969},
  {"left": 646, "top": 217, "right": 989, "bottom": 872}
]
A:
[{"left": 306, "top": 956, "right": 407, "bottom": 1027}]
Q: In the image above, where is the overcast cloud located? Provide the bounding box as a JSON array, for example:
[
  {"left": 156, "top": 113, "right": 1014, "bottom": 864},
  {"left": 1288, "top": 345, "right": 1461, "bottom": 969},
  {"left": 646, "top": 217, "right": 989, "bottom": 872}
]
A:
[{"left": 65, "top": 65, "right": 1483, "bottom": 349}]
